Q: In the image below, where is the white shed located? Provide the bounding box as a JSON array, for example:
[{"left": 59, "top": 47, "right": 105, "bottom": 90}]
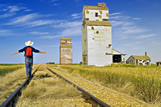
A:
[{"left": 112, "top": 49, "right": 126, "bottom": 63}]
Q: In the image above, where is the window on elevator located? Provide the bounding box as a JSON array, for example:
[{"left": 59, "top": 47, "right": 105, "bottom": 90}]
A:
[{"left": 95, "top": 13, "right": 98, "bottom": 17}]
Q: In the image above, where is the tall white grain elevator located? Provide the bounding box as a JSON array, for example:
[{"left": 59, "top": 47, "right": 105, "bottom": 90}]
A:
[{"left": 82, "top": 3, "right": 113, "bottom": 66}]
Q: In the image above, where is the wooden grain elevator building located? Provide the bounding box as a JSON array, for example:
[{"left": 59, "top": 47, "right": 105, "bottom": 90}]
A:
[{"left": 60, "top": 38, "right": 72, "bottom": 65}]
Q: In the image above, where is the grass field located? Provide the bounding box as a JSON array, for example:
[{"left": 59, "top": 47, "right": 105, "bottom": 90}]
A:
[
  {"left": 0, "top": 64, "right": 38, "bottom": 104},
  {"left": 60, "top": 63, "right": 161, "bottom": 104},
  {"left": 16, "top": 65, "right": 91, "bottom": 107},
  {"left": 0, "top": 64, "right": 24, "bottom": 76}
]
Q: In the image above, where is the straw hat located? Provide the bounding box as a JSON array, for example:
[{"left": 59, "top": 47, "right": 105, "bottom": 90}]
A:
[{"left": 25, "top": 40, "right": 34, "bottom": 46}]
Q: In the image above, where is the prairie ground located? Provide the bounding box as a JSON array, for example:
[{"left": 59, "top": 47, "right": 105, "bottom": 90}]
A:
[
  {"left": 16, "top": 65, "right": 91, "bottom": 107},
  {"left": 0, "top": 64, "right": 24, "bottom": 76},
  {"left": 59, "top": 63, "right": 161, "bottom": 106},
  {"left": 0, "top": 64, "right": 38, "bottom": 104},
  {"left": 1, "top": 64, "right": 160, "bottom": 106}
]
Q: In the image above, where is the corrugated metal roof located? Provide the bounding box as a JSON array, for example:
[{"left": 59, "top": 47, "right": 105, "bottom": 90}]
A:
[
  {"left": 132, "top": 55, "right": 151, "bottom": 61},
  {"left": 85, "top": 21, "right": 112, "bottom": 26}
]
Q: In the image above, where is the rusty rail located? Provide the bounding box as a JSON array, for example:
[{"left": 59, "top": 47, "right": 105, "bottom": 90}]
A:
[
  {"left": 47, "top": 67, "right": 110, "bottom": 107},
  {"left": 0, "top": 66, "right": 40, "bottom": 107}
]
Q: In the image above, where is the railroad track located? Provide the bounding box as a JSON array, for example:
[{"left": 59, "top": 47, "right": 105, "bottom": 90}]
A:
[
  {"left": 0, "top": 65, "right": 110, "bottom": 107},
  {"left": 0, "top": 66, "right": 40, "bottom": 107},
  {"left": 47, "top": 67, "right": 110, "bottom": 107}
]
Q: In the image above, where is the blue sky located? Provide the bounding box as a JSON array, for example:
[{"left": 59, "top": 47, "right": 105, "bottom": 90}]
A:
[{"left": 0, "top": 0, "right": 161, "bottom": 64}]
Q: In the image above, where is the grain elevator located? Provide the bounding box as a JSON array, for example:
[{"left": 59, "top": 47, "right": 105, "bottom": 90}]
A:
[
  {"left": 60, "top": 38, "right": 72, "bottom": 65},
  {"left": 82, "top": 3, "right": 113, "bottom": 66}
]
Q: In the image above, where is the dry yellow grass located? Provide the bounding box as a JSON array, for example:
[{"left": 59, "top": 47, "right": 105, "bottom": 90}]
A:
[
  {"left": 0, "top": 65, "right": 39, "bottom": 104},
  {"left": 16, "top": 65, "right": 91, "bottom": 107},
  {"left": 0, "top": 64, "right": 24, "bottom": 76},
  {"left": 47, "top": 65, "right": 150, "bottom": 107},
  {"left": 0, "top": 68, "right": 26, "bottom": 104},
  {"left": 59, "top": 64, "right": 161, "bottom": 106}
]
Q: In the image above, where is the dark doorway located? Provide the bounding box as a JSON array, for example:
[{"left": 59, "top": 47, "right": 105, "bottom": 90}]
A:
[{"left": 113, "top": 55, "right": 121, "bottom": 63}]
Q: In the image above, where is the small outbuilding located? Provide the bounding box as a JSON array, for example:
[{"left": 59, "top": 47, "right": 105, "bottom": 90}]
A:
[
  {"left": 156, "top": 61, "right": 161, "bottom": 67},
  {"left": 126, "top": 52, "right": 151, "bottom": 65},
  {"left": 112, "top": 49, "right": 126, "bottom": 63}
]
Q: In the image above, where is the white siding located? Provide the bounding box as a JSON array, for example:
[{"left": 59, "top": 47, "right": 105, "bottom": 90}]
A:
[
  {"left": 86, "top": 26, "right": 112, "bottom": 66},
  {"left": 85, "top": 10, "right": 109, "bottom": 21},
  {"left": 138, "top": 59, "right": 151, "bottom": 65}
]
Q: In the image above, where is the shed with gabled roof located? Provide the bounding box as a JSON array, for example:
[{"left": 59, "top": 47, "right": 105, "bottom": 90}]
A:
[
  {"left": 112, "top": 49, "right": 126, "bottom": 63},
  {"left": 126, "top": 52, "right": 151, "bottom": 65}
]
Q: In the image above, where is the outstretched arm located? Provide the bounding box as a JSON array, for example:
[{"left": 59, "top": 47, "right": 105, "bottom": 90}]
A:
[
  {"left": 12, "top": 51, "right": 19, "bottom": 55},
  {"left": 39, "top": 51, "right": 46, "bottom": 54}
]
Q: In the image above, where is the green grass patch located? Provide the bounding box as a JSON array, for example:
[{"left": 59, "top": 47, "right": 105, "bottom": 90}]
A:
[
  {"left": 0, "top": 64, "right": 24, "bottom": 76},
  {"left": 0, "top": 64, "right": 23, "bottom": 66}
]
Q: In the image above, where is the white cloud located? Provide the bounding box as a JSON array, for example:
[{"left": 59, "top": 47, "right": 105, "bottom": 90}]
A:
[
  {"left": 53, "top": 21, "right": 82, "bottom": 28},
  {"left": 24, "top": 9, "right": 32, "bottom": 12},
  {"left": 111, "top": 12, "right": 160, "bottom": 60},
  {"left": 40, "top": 35, "right": 60, "bottom": 39},
  {"left": 0, "top": 5, "right": 21, "bottom": 12},
  {"left": 0, "top": 5, "right": 23, "bottom": 18},
  {"left": 54, "top": 20, "right": 82, "bottom": 37},
  {"left": 0, "top": 5, "right": 31, "bottom": 18},
  {"left": 0, "top": 13, "right": 15, "bottom": 18},
  {"left": 43, "top": 0, "right": 60, "bottom": 6},
  {"left": 61, "top": 27, "right": 81, "bottom": 36},
  {"left": 8, "top": 6, "right": 21, "bottom": 12},
  {"left": 0, "top": 30, "right": 10, "bottom": 36},
  {"left": 110, "top": 12, "right": 142, "bottom": 21},
  {"left": 39, "top": 20, "right": 81, "bottom": 39},
  {"left": 0, "top": 29, "right": 18, "bottom": 37},
  {"left": 0, "top": 30, "right": 9, "bottom": 33},
  {"left": 7, "top": 13, "right": 38, "bottom": 25},
  {"left": 71, "top": 13, "right": 82, "bottom": 19},
  {"left": 136, "top": 34, "right": 157, "bottom": 39},
  {"left": 121, "top": 26, "right": 148, "bottom": 34},
  {"left": 110, "top": 15, "right": 130, "bottom": 20},
  {"left": 30, "top": 31, "right": 49, "bottom": 35},
  {"left": 29, "top": 20, "right": 54, "bottom": 27},
  {"left": 110, "top": 20, "right": 133, "bottom": 27},
  {"left": 6, "top": 13, "right": 58, "bottom": 27},
  {"left": 133, "top": 18, "right": 141, "bottom": 20},
  {"left": 39, "top": 26, "right": 81, "bottom": 39},
  {"left": 110, "top": 12, "right": 122, "bottom": 16},
  {"left": 110, "top": 12, "right": 154, "bottom": 39}
]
